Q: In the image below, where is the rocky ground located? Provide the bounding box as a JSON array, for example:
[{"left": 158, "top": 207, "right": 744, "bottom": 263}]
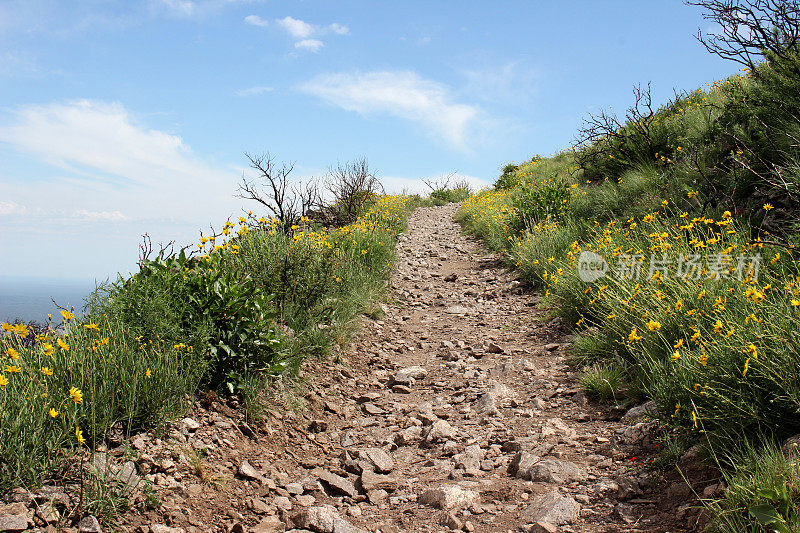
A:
[{"left": 2, "top": 204, "right": 721, "bottom": 533}]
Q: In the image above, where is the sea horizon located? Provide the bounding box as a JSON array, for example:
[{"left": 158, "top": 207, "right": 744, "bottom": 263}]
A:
[{"left": 0, "top": 275, "right": 102, "bottom": 325}]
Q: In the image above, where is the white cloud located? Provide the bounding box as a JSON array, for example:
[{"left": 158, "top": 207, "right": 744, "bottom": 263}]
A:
[
  {"left": 0, "top": 201, "right": 26, "bottom": 215},
  {"left": 295, "top": 39, "right": 323, "bottom": 52},
  {"left": 73, "top": 209, "right": 127, "bottom": 222},
  {"left": 274, "top": 16, "right": 349, "bottom": 51},
  {"left": 0, "top": 99, "right": 245, "bottom": 277},
  {"left": 244, "top": 14, "right": 268, "bottom": 27},
  {"left": 155, "top": 0, "right": 263, "bottom": 19},
  {"left": 300, "top": 71, "right": 481, "bottom": 149},
  {"left": 159, "top": 0, "right": 197, "bottom": 17},
  {"left": 462, "top": 61, "right": 539, "bottom": 104},
  {"left": 235, "top": 85, "right": 274, "bottom": 96},
  {"left": 0, "top": 100, "right": 210, "bottom": 185},
  {"left": 277, "top": 16, "right": 313, "bottom": 39},
  {"left": 328, "top": 23, "right": 349, "bottom": 35}
]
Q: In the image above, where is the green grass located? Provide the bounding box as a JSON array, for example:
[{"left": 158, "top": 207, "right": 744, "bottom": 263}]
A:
[{"left": 580, "top": 363, "right": 623, "bottom": 403}]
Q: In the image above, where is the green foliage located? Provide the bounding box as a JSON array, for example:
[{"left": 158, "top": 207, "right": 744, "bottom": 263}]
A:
[
  {"left": 0, "top": 318, "right": 200, "bottom": 489},
  {"left": 580, "top": 363, "right": 623, "bottom": 403},
  {"left": 711, "top": 442, "right": 800, "bottom": 533},
  {"left": 509, "top": 174, "right": 571, "bottom": 231},
  {"left": 429, "top": 186, "right": 471, "bottom": 205}
]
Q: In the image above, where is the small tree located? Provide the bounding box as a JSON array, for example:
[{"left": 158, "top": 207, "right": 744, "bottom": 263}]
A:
[
  {"left": 572, "top": 83, "right": 669, "bottom": 179},
  {"left": 237, "top": 152, "right": 319, "bottom": 232},
  {"left": 325, "top": 158, "right": 383, "bottom": 225}
]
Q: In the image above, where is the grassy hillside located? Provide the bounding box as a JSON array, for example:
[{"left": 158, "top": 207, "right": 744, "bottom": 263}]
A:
[{"left": 458, "top": 33, "right": 800, "bottom": 533}]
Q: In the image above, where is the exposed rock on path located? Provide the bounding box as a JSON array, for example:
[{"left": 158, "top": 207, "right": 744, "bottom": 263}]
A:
[{"left": 79, "top": 204, "right": 694, "bottom": 532}]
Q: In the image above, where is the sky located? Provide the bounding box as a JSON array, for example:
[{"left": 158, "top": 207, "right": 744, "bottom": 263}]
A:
[{"left": 0, "top": 0, "right": 736, "bottom": 281}]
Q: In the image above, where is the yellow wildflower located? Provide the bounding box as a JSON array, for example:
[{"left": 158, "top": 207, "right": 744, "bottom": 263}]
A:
[
  {"left": 58, "top": 338, "right": 69, "bottom": 351},
  {"left": 646, "top": 320, "right": 661, "bottom": 332},
  {"left": 628, "top": 328, "right": 643, "bottom": 342},
  {"left": 75, "top": 427, "right": 86, "bottom": 445},
  {"left": 747, "top": 344, "right": 758, "bottom": 360},
  {"left": 49, "top": 408, "right": 59, "bottom": 418},
  {"left": 41, "top": 367, "right": 53, "bottom": 376},
  {"left": 69, "top": 387, "right": 83, "bottom": 404}
]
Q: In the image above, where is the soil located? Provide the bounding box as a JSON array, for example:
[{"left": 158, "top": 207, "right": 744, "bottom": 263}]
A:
[{"left": 7, "top": 204, "right": 721, "bottom": 533}]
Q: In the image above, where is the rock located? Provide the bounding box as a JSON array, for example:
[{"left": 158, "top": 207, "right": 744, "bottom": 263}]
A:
[
  {"left": 273, "top": 496, "right": 292, "bottom": 511},
  {"left": 486, "top": 342, "right": 504, "bottom": 354},
  {"left": 394, "top": 426, "right": 422, "bottom": 446},
  {"left": 286, "top": 482, "right": 304, "bottom": 495},
  {"left": 296, "top": 494, "right": 317, "bottom": 507},
  {"left": 150, "top": 526, "right": 185, "bottom": 533},
  {"left": 418, "top": 485, "right": 480, "bottom": 509},
  {"left": 615, "top": 503, "right": 642, "bottom": 524},
  {"left": 0, "top": 503, "right": 29, "bottom": 532},
  {"left": 424, "top": 419, "right": 456, "bottom": 443},
  {"left": 521, "top": 491, "right": 580, "bottom": 525},
  {"left": 36, "top": 501, "right": 60, "bottom": 524},
  {"left": 292, "top": 505, "right": 368, "bottom": 533},
  {"left": 90, "top": 453, "right": 140, "bottom": 490},
  {"left": 475, "top": 394, "right": 498, "bottom": 416},
  {"left": 315, "top": 469, "right": 358, "bottom": 498},
  {"left": 362, "top": 403, "right": 384, "bottom": 415},
  {"left": 392, "top": 366, "right": 428, "bottom": 385},
  {"left": 520, "top": 522, "right": 558, "bottom": 533},
  {"left": 367, "top": 489, "right": 389, "bottom": 505},
  {"left": 544, "top": 343, "right": 560, "bottom": 351},
  {"left": 252, "top": 516, "right": 285, "bottom": 533},
  {"left": 615, "top": 477, "right": 642, "bottom": 500},
  {"left": 79, "top": 515, "right": 103, "bottom": 533},
  {"left": 620, "top": 401, "right": 658, "bottom": 424},
  {"left": 475, "top": 382, "right": 515, "bottom": 416},
  {"left": 359, "top": 470, "right": 399, "bottom": 492},
  {"left": 443, "top": 511, "right": 463, "bottom": 530},
  {"left": 309, "top": 419, "right": 329, "bottom": 432},
  {"left": 238, "top": 460, "right": 265, "bottom": 483},
  {"left": 508, "top": 451, "right": 541, "bottom": 479},
  {"left": 358, "top": 447, "right": 394, "bottom": 473},
  {"left": 180, "top": 417, "right": 201, "bottom": 432},
  {"left": 528, "top": 459, "right": 587, "bottom": 484}
]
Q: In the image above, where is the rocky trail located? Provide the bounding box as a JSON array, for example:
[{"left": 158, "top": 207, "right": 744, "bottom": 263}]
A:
[{"left": 6, "top": 204, "right": 715, "bottom": 533}]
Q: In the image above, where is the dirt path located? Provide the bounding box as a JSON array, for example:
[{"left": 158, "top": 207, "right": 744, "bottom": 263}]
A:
[{"left": 106, "top": 204, "right": 696, "bottom": 533}]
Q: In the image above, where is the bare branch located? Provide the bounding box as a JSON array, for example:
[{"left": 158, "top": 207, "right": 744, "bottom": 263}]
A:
[
  {"left": 688, "top": 0, "right": 800, "bottom": 72},
  {"left": 236, "top": 152, "right": 319, "bottom": 232}
]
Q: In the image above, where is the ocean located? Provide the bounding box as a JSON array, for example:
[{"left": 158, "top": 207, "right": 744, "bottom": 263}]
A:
[{"left": 0, "top": 276, "right": 99, "bottom": 325}]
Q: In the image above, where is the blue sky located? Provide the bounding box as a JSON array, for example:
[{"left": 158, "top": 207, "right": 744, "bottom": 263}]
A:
[{"left": 0, "top": 0, "right": 735, "bottom": 281}]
